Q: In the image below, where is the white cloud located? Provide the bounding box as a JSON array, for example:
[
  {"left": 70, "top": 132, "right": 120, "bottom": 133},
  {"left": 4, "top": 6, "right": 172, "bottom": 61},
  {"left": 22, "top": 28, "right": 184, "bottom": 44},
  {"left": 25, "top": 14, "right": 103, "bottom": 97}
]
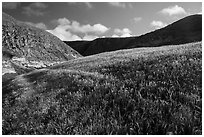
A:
[
  {"left": 68, "top": 21, "right": 109, "bottom": 34},
  {"left": 150, "top": 20, "right": 167, "bottom": 29},
  {"left": 83, "top": 35, "right": 98, "bottom": 40},
  {"left": 133, "top": 17, "right": 142, "bottom": 23},
  {"left": 57, "top": 18, "right": 71, "bottom": 26},
  {"left": 111, "top": 34, "right": 132, "bottom": 38},
  {"left": 47, "top": 27, "right": 82, "bottom": 41},
  {"left": 114, "top": 28, "right": 132, "bottom": 35},
  {"left": 160, "top": 5, "right": 187, "bottom": 16},
  {"left": 25, "top": 22, "right": 47, "bottom": 30},
  {"left": 112, "top": 28, "right": 132, "bottom": 38},
  {"left": 47, "top": 17, "right": 109, "bottom": 41},
  {"left": 22, "top": 2, "right": 47, "bottom": 16},
  {"left": 90, "top": 24, "right": 109, "bottom": 34},
  {"left": 54, "top": 18, "right": 109, "bottom": 35},
  {"left": 111, "top": 34, "right": 120, "bottom": 38},
  {"left": 121, "top": 33, "right": 132, "bottom": 37}
]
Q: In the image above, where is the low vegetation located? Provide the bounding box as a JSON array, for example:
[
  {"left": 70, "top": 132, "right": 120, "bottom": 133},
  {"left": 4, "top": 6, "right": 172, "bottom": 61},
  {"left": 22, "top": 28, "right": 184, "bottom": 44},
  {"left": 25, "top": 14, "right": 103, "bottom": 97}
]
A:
[{"left": 2, "top": 42, "right": 202, "bottom": 135}]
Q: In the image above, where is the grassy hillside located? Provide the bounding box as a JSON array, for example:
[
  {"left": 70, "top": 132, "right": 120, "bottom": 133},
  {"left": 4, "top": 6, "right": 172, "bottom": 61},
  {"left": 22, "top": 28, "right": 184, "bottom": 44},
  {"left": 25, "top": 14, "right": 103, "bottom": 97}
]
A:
[
  {"left": 2, "top": 42, "right": 202, "bottom": 135},
  {"left": 2, "top": 12, "right": 81, "bottom": 62},
  {"left": 65, "top": 14, "right": 202, "bottom": 56},
  {"left": 2, "top": 12, "right": 82, "bottom": 75}
]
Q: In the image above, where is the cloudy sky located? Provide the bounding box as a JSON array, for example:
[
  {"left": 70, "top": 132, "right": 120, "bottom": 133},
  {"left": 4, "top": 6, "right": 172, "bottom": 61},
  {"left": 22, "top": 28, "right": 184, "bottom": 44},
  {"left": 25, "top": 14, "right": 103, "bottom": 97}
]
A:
[{"left": 2, "top": 2, "right": 202, "bottom": 41}]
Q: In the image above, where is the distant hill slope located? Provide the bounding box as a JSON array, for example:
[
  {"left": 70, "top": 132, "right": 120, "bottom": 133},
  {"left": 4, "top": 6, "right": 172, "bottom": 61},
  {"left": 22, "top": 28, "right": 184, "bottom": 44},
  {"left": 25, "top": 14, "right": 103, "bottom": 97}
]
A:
[
  {"left": 65, "top": 14, "right": 202, "bottom": 56},
  {"left": 3, "top": 42, "right": 202, "bottom": 135},
  {"left": 65, "top": 37, "right": 135, "bottom": 56},
  {"left": 2, "top": 12, "right": 82, "bottom": 75}
]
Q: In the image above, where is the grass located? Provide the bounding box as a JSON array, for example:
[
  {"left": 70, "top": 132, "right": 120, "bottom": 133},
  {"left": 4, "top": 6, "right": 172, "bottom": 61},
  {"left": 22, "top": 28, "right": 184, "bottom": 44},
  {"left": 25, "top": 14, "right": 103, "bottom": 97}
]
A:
[{"left": 2, "top": 42, "right": 202, "bottom": 135}]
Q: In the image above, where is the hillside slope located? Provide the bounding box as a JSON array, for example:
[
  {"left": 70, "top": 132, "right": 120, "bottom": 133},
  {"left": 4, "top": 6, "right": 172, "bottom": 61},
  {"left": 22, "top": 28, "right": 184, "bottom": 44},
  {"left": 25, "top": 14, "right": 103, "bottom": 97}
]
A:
[
  {"left": 3, "top": 42, "right": 202, "bottom": 135},
  {"left": 65, "top": 14, "right": 202, "bottom": 56},
  {"left": 65, "top": 37, "right": 135, "bottom": 56},
  {"left": 2, "top": 12, "right": 82, "bottom": 75}
]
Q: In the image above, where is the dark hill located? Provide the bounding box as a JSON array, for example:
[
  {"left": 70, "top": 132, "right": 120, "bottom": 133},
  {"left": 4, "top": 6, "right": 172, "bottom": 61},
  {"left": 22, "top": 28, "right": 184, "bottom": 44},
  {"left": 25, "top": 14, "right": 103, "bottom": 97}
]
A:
[
  {"left": 65, "top": 40, "right": 91, "bottom": 55},
  {"left": 2, "top": 12, "right": 82, "bottom": 75},
  {"left": 65, "top": 14, "right": 202, "bottom": 56},
  {"left": 65, "top": 37, "right": 135, "bottom": 56}
]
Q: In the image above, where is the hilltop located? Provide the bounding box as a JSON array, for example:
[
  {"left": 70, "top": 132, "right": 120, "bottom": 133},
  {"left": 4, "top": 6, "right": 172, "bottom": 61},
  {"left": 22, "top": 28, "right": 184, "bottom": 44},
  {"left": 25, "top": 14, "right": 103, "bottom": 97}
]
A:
[
  {"left": 2, "top": 12, "right": 82, "bottom": 75},
  {"left": 3, "top": 42, "right": 202, "bottom": 135},
  {"left": 65, "top": 14, "right": 202, "bottom": 56}
]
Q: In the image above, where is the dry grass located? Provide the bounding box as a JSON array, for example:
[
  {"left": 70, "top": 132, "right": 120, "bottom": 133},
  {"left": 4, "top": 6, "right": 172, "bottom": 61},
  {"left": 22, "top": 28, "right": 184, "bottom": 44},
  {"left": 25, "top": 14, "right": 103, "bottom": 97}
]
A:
[{"left": 2, "top": 42, "right": 202, "bottom": 135}]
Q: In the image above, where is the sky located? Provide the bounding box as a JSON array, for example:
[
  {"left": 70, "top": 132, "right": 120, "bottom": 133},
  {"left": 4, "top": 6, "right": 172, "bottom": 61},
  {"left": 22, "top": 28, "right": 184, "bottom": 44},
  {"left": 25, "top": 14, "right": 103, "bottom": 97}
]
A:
[{"left": 2, "top": 2, "right": 202, "bottom": 41}]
